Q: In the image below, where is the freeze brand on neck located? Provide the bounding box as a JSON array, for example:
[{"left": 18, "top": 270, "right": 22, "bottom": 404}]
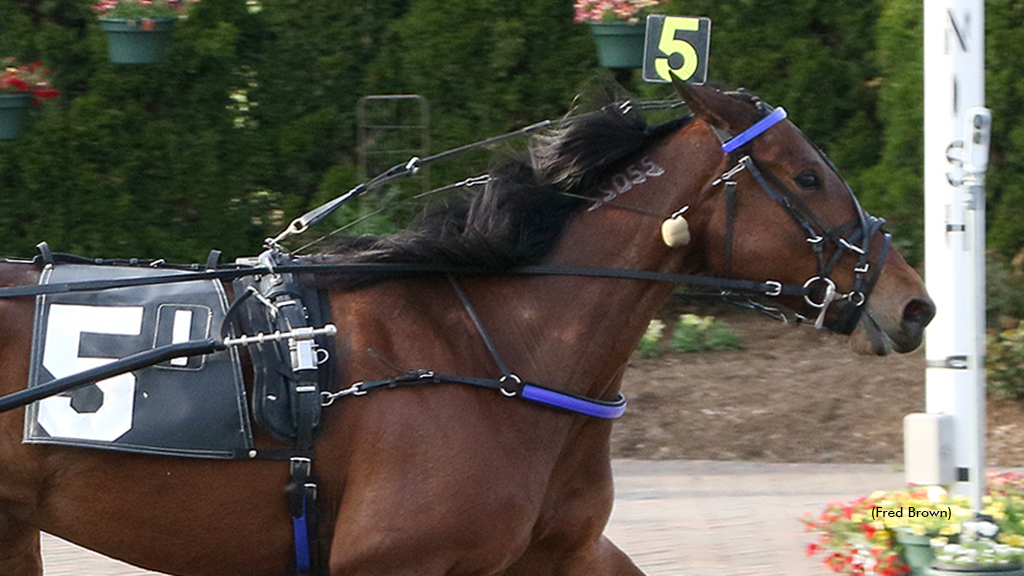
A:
[{"left": 588, "top": 156, "right": 665, "bottom": 211}]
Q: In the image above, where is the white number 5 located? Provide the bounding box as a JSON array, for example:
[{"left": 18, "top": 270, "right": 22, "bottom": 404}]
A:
[{"left": 37, "top": 304, "right": 143, "bottom": 442}]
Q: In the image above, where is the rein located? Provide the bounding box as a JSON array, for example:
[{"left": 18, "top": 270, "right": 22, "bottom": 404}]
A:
[{"left": 0, "top": 259, "right": 807, "bottom": 301}]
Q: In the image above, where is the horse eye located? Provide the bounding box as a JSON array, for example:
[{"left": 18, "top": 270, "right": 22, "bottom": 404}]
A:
[{"left": 795, "top": 171, "right": 822, "bottom": 190}]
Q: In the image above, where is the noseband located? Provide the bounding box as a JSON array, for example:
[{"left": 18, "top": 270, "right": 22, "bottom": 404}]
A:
[{"left": 710, "top": 107, "right": 892, "bottom": 334}]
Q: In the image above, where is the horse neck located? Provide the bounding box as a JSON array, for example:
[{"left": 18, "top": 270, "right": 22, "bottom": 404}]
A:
[{"left": 480, "top": 124, "right": 725, "bottom": 400}]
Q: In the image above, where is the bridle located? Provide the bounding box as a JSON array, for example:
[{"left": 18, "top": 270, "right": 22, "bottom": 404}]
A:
[{"left": 701, "top": 105, "right": 892, "bottom": 334}]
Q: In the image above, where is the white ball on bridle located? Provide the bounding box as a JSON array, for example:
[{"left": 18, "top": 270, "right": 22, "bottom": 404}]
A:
[{"left": 661, "top": 215, "right": 690, "bottom": 247}]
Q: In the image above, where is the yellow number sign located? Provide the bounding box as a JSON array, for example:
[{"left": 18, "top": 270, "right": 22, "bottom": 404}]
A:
[{"left": 642, "top": 15, "right": 711, "bottom": 84}]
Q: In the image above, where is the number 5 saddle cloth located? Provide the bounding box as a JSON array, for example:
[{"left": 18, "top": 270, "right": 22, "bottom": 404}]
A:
[{"left": 24, "top": 263, "right": 253, "bottom": 459}]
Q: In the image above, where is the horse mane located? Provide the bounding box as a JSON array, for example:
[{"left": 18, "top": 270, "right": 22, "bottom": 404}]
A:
[{"left": 311, "top": 99, "right": 693, "bottom": 284}]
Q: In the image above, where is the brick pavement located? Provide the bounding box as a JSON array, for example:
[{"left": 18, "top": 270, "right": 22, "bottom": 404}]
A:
[{"left": 41, "top": 460, "right": 907, "bottom": 575}]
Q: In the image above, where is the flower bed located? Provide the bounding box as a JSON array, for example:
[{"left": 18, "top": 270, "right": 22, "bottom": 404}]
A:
[{"left": 803, "top": 471, "right": 1024, "bottom": 575}]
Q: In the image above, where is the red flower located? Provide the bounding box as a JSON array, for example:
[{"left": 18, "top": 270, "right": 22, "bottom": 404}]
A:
[
  {"left": 806, "top": 542, "right": 820, "bottom": 557},
  {"left": 861, "top": 523, "right": 876, "bottom": 539},
  {"left": 0, "top": 57, "right": 60, "bottom": 99}
]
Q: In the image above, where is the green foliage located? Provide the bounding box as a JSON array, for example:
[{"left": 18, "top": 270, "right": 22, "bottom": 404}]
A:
[
  {"left": 987, "top": 322, "right": 1024, "bottom": 401},
  {"left": 850, "top": 0, "right": 923, "bottom": 264},
  {"left": 671, "top": 314, "right": 745, "bottom": 354},
  {"left": 636, "top": 319, "right": 666, "bottom": 358},
  {"left": 0, "top": 0, "right": 1021, "bottom": 275},
  {"left": 985, "top": 0, "right": 1024, "bottom": 260},
  {"left": 987, "top": 252, "right": 1024, "bottom": 326}
]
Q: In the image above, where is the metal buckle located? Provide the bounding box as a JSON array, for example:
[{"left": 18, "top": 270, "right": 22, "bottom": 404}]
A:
[
  {"left": 837, "top": 237, "right": 866, "bottom": 256},
  {"left": 711, "top": 157, "right": 749, "bottom": 187},
  {"left": 763, "top": 281, "right": 782, "bottom": 297},
  {"left": 290, "top": 456, "right": 311, "bottom": 477}
]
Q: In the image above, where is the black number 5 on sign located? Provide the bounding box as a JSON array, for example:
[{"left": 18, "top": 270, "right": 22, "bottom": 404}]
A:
[{"left": 642, "top": 15, "right": 711, "bottom": 84}]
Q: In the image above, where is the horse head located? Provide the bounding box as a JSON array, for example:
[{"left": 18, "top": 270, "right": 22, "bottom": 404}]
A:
[{"left": 671, "top": 79, "right": 934, "bottom": 355}]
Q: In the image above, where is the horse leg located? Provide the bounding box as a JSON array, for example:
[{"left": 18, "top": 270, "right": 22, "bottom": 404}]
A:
[
  {"left": 538, "top": 536, "right": 646, "bottom": 576},
  {"left": 0, "top": 514, "right": 41, "bottom": 576},
  {"left": 503, "top": 524, "right": 646, "bottom": 576}
]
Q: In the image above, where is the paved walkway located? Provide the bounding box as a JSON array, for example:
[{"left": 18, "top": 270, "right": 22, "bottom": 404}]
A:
[{"left": 41, "top": 460, "right": 908, "bottom": 575}]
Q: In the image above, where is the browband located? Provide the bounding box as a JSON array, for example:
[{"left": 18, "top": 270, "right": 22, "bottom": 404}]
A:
[{"left": 721, "top": 107, "right": 788, "bottom": 153}]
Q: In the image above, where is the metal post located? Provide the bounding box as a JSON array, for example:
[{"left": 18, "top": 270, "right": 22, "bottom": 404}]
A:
[{"left": 921, "top": 0, "right": 986, "bottom": 509}]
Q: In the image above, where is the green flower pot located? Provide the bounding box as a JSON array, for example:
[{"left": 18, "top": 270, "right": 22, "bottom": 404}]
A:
[
  {"left": 99, "top": 18, "right": 176, "bottom": 64},
  {"left": 925, "top": 565, "right": 1024, "bottom": 575},
  {"left": 897, "top": 532, "right": 937, "bottom": 575},
  {"left": 588, "top": 22, "right": 646, "bottom": 69},
  {"left": 0, "top": 93, "right": 31, "bottom": 140}
]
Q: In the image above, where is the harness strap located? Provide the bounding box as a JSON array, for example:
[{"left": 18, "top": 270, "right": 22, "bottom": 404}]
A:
[
  {"left": 448, "top": 275, "right": 512, "bottom": 378},
  {"left": 0, "top": 262, "right": 806, "bottom": 300},
  {"left": 287, "top": 456, "right": 318, "bottom": 576},
  {"left": 724, "top": 180, "right": 737, "bottom": 277},
  {"left": 322, "top": 370, "right": 628, "bottom": 420}
]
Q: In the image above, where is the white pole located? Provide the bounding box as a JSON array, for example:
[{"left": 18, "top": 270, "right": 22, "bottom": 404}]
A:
[{"left": 922, "top": 0, "right": 986, "bottom": 508}]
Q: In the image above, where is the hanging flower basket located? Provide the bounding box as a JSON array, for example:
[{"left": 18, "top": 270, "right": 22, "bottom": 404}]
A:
[
  {"left": 0, "top": 58, "right": 59, "bottom": 139},
  {"left": 99, "top": 18, "right": 176, "bottom": 64},
  {"left": 0, "top": 93, "right": 31, "bottom": 140},
  {"left": 587, "top": 22, "right": 647, "bottom": 69}
]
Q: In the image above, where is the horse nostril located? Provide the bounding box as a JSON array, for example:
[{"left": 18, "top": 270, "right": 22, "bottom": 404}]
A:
[{"left": 902, "top": 298, "right": 936, "bottom": 328}]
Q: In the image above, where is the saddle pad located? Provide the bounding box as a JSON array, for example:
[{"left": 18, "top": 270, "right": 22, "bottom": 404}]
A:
[{"left": 23, "top": 264, "right": 254, "bottom": 458}]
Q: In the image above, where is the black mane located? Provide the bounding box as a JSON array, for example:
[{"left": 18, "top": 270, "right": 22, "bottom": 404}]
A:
[{"left": 313, "top": 103, "right": 692, "bottom": 281}]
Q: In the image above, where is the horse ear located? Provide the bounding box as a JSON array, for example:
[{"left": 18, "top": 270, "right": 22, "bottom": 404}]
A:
[{"left": 671, "top": 73, "right": 758, "bottom": 135}]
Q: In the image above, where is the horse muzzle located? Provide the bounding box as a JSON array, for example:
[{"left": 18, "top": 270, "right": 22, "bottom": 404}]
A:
[{"left": 848, "top": 295, "right": 936, "bottom": 356}]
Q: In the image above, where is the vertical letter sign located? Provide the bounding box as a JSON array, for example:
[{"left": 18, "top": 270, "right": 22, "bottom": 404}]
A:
[{"left": 642, "top": 15, "right": 711, "bottom": 84}]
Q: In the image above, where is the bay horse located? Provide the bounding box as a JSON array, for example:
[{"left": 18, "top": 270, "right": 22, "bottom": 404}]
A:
[{"left": 0, "top": 80, "right": 933, "bottom": 575}]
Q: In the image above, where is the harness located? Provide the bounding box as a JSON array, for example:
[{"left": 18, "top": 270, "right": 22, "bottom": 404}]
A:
[
  {"left": 0, "top": 98, "right": 894, "bottom": 576},
  {"left": 709, "top": 106, "right": 891, "bottom": 334}
]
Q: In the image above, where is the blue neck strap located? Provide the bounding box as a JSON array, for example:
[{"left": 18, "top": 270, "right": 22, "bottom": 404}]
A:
[{"left": 721, "top": 107, "right": 788, "bottom": 153}]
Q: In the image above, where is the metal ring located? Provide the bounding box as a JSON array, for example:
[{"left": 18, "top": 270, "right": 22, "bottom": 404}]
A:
[
  {"left": 320, "top": 391, "right": 335, "bottom": 407},
  {"left": 315, "top": 348, "right": 330, "bottom": 365},
  {"left": 803, "top": 276, "right": 837, "bottom": 309},
  {"left": 499, "top": 373, "right": 522, "bottom": 398},
  {"left": 846, "top": 291, "right": 866, "bottom": 307}
]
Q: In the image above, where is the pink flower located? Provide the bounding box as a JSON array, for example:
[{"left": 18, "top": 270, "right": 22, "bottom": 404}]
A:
[{"left": 573, "top": 0, "right": 661, "bottom": 24}]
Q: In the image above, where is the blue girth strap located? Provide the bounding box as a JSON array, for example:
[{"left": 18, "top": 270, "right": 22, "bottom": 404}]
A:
[{"left": 288, "top": 456, "right": 317, "bottom": 576}]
